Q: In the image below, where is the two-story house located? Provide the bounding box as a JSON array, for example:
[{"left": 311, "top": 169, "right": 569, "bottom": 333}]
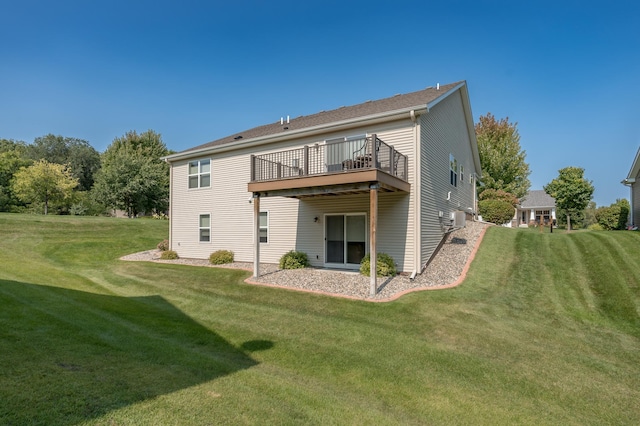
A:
[{"left": 163, "top": 81, "right": 481, "bottom": 291}]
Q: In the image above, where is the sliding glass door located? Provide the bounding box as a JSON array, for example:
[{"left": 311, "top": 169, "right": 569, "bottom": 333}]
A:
[{"left": 325, "top": 213, "right": 366, "bottom": 268}]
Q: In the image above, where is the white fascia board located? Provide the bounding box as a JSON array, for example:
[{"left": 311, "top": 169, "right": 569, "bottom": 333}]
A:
[
  {"left": 626, "top": 146, "right": 640, "bottom": 180},
  {"left": 425, "top": 81, "right": 465, "bottom": 110},
  {"left": 163, "top": 106, "right": 428, "bottom": 162}
]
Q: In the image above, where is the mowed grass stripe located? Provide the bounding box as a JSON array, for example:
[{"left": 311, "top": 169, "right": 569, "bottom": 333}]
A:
[{"left": 0, "top": 214, "right": 639, "bottom": 425}]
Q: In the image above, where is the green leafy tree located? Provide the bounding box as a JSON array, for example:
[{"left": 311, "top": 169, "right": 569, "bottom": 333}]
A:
[
  {"left": 0, "top": 139, "right": 32, "bottom": 211},
  {"left": 584, "top": 201, "right": 598, "bottom": 228},
  {"left": 28, "top": 134, "right": 100, "bottom": 191},
  {"left": 596, "top": 199, "right": 630, "bottom": 230},
  {"left": 92, "top": 130, "right": 169, "bottom": 217},
  {"left": 11, "top": 159, "right": 79, "bottom": 214},
  {"left": 544, "top": 167, "right": 594, "bottom": 231},
  {"left": 475, "top": 113, "right": 531, "bottom": 199}
]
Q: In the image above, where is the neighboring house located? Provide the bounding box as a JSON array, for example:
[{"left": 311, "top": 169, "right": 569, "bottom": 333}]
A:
[
  {"left": 622, "top": 146, "right": 640, "bottom": 227},
  {"left": 163, "top": 81, "right": 481, "bottom": 291},
  {"left": 511, "top": 190, "right": 556, "bottom": 227}
]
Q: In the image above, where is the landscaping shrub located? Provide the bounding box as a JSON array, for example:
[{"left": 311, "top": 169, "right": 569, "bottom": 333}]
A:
[
  {"left": 360, "top": 253, "right": 397, "bottom": 277},
  {"left": 478, "top": 199, "right": 515, "bottom": 225},
  {"left": 588, "top": 223, "right": 604, "bottom": 231},
  {"left": 209, "top": 250, "right": 234, "bottom": 265},
  {"left": 157, "top": 239, "right": 169, "bottom": 251},
  {"left": 279, "top": 250, "right": 309, "bottom": 269},
  {"left": 159, "top": 250, "right": 179, "bottom": 260},
  {"left": 596, "top": 199, "right": 630, "bottom": 230}
]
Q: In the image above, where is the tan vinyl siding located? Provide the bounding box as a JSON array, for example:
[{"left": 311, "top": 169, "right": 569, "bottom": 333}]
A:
[
  {"left": 170, "top": 153, "right": 300, "bottom": 262},
  {"left": 169, "top": 119, "right": 417, "bottom": 271},
  {"left": 419, "top": 90, "right": 477, "bottom": 267}
]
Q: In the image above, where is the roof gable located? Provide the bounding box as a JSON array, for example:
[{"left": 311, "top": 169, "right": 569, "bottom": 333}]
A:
[
  {"left": 170, "top": 81, "right": 465, "bottom": 159},
  {"left": 625, "top": 146, "right": 640, "bottom": 181}
]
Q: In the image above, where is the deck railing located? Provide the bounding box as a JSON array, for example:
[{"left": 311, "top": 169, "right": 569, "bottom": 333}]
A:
[{"left": 250, "top": 135, "right": 408, "bottom": 183}]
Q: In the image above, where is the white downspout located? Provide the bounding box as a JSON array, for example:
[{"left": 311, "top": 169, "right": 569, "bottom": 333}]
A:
[
  {"left": 166, "top": 158, "right": 173, "bottom": 251},
  {"left": 411, "top": 109, "right": 420, "bottom": 276}
]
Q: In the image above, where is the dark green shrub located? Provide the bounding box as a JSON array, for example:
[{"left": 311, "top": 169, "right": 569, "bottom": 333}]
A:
[
  {"left": 478, "top": 199, "right": 515, "bottom": 225},
  {"left": 159, "top": 250, "right": 178, "bottom": 260},
  {"left": 209, "top": 250, "right": 234, "bottom": 265},
  {"left": 279, "top": 250, "right": 309, "bottom": 269},
  {"left": 596, "top": 199, "right": 630, "bottom": 230},
  {"left": 157, "top": 239, "right": 169, "bottom": 251},
  {"left": 360, "top": 252, "right": 397, "bottom": 277}
]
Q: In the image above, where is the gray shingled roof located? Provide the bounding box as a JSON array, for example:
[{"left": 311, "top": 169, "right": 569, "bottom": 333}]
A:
[
  {"left": 520, "top": 190, "right": 556, "bottom": 208},
  {"left": 178, "top": 81, "right": 463, "bottom": 155}
]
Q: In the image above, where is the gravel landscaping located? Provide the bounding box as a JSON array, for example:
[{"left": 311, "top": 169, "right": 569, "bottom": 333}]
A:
[{"left": 121, "top": 220, "right": 489, "bottom": 301}]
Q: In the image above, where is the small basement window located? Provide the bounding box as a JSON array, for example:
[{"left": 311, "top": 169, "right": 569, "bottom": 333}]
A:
[
  {"left": 199, "top": 214, "right": 211, "bottom": 242},
  {"left": 259, "top": 211, "right": 269, "bottom": 243}
]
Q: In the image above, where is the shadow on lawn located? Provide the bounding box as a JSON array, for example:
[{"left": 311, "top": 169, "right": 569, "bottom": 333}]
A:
[{"left": 0, "top": 279, "right": 270, "bottom": 425}]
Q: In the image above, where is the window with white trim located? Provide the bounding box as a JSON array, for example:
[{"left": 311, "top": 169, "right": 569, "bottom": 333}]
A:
[
  {"left": 188, "top": 159, "right": 211, "bottom": 189},
  {"left": 449, "top": 154, "right": 458, "bottom": 187},
  {"left": 199, "top": 214, "right": 210, "bottom": 242},
  {"left": 259, "top": 211, "right": 269, "bottom": 243}
]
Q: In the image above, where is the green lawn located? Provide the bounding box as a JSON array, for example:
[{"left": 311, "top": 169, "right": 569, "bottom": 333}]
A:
[{"left": 0, "top": 214, "right": 638, "bottom": 425}]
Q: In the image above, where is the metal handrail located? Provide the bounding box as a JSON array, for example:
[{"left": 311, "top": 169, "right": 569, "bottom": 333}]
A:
[{"left": 250, "top": 135, "right": 408, "bottom": 183}]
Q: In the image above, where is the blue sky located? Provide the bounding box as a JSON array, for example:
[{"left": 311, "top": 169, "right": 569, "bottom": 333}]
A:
[{"left": 1, "top": 0, "right": 638, "bottom": 206}]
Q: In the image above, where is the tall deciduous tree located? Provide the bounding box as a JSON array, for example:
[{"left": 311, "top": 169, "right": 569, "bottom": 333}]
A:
[
  {"left": 475, "top": 113, "right": 531, "bottom": 199},
  {"left": 11, "top": 159, "right": 78, "bottom": 214},
  {"left": 92, "top": 130, "right": 169, "bottom": 217},
  {"left": 0, "top": 139, "right": 31, "bottom": 211},
  {"left": 28, "top": 134, "right": 101, "bottom": 191},
  {"left": 544, "top": 166, "right": 594, "bottom": 231}
]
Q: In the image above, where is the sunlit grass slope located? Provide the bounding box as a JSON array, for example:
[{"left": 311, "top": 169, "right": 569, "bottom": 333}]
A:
[{"left": 0, "top": 214, "right": 638, "bottom": 424}]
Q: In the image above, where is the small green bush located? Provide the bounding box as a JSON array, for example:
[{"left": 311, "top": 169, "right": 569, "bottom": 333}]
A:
[
  {"left": 360, "top": 253, "right": 397, "bottom": 277},
  {"left": 478, "top": 199, "right": 515, "bottom": 225},
  {"left": 209, "top": 250, "right": 234, "bottom": 265},
  {"left": 160, "top": 250, "right": 179, "bottom": 260},
  {"left": 588, "top": 223, "right": 604, "bottom": 231},
  {"left": 279, "top": 250, "right": 309, "bottom": 269},
  {"left": 596, "top": 199, "right": 630, "bottom": 230},
  {"left": 157, "top": 239, "right": 169, "bottom": 251}
]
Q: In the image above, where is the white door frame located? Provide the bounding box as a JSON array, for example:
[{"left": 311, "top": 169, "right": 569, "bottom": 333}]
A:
[{"left": 324, "top": 212, "right": 367, "bottom": 269}]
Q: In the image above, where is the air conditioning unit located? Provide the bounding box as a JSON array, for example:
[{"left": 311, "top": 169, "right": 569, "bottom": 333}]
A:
[{"left": 451, "top": 210, "right": 466, "bottom": 228}]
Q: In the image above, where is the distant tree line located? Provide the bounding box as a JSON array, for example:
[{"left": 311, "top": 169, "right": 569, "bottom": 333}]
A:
[{"left": 0, "top": 130, "right": 171, "bottom": 217}]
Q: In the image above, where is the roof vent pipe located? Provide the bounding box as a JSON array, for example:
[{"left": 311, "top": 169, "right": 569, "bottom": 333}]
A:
[
  {"left": 280, "top": 117, "right": 283, "bottom": 125},
  {"left": 436, "top": 83, "right": 440, "bottom": 90},
  {"left": 287, "top": 115, "right": 290, "bottom": 124}
]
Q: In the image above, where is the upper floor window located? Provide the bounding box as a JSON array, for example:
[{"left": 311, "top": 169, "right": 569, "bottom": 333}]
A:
[
  {"left": 449, "top": 154, "right": 458, "bottom": 187},
  {"left": 189, "top": 159, "right": 210, "bottom": 189}
]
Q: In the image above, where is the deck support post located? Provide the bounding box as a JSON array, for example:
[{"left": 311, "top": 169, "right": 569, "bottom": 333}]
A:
[
  {"left": 253, "top": 193, "right": 260, "bottom": 278},
  {"left": 369, "top": 183, "right": 379, "bottom": 296}
]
